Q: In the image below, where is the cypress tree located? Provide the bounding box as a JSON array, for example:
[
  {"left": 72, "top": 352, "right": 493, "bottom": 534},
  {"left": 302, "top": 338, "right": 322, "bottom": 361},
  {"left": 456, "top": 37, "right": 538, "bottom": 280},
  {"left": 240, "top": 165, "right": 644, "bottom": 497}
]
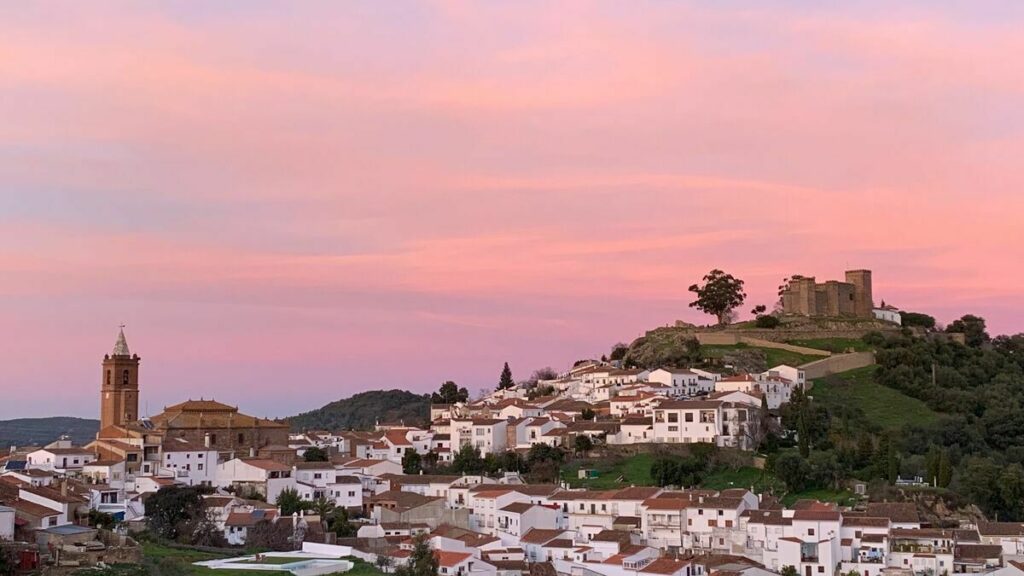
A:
[{"left": 498, "top": 362, "right": 514, "bottom": 390}]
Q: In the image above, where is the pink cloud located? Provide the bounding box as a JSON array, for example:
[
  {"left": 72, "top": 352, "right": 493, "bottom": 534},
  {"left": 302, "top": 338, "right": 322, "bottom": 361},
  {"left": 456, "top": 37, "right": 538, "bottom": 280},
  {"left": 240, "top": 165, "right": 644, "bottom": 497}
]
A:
[{"left": 1, "top": 2, "right": 1023, "bottom": 418}]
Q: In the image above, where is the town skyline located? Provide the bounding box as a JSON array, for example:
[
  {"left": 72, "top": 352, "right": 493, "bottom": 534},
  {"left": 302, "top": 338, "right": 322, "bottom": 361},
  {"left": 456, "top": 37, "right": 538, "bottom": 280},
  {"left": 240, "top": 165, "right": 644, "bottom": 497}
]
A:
[{"left": 0, "top": 265, "right": 1014, "bottom": 421}]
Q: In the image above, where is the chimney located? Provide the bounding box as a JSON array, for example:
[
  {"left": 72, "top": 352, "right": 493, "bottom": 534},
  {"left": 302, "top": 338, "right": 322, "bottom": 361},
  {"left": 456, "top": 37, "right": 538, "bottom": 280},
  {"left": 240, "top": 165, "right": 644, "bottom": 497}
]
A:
[
  {"left": 204, "top": 433, "right": 211, "bottom": 448},
  {"left": 249, "top": 447, "right": 256, "bottom": 458},
  {"left": 61, "top": 481, "right": 68, "bottom": 497}
]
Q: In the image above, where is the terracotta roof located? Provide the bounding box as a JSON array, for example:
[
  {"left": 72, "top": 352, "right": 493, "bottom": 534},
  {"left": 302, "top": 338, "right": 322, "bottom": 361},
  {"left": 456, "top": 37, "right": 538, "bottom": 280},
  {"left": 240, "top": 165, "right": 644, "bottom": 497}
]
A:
[
  {"left": 434, "top": 551, "right": 473, "bottom": 568},
  {"left": 520, "top": 528, "right": 568, "bottom": 545},
  {"left": 224, "top": 510, "right": 278, "bottom": 527},
  {"left": 614, "top": 486, "right": 662, "bottom": 500},
  {"left": 978, "top": 521, "right": 1024, "bottom": 536},
  {"left": 742, "top": 510, "right": 791, "bottom": 526},
  {"left": 501, "top": 502, "right": 536, "bottom": 514},
  {"left": 643, "top": 497, "right": 691, "bottom": 510},
  {"left": 4, "top": 498, "right": 60, "bottom": 518},
  {"left": 793, "top": 510, "right": 841, "bottom": 521},
  {"left": 239, "top": 458, "right": 291, "bottom": 472},
  {"left": 955, "top": 544, "right": 1003, "bottom": 560},
  {"left": 149, "top": 399, "right": 287, "bottom": 430},
  {"left": 642, "top": 558, "right": 694, "bottom": 575},
  {"left": 384, "top": 430, "right": 414, "bottom": 447},
  {"left": 842, "top": 516, "right": 889, "bottom": 528}
]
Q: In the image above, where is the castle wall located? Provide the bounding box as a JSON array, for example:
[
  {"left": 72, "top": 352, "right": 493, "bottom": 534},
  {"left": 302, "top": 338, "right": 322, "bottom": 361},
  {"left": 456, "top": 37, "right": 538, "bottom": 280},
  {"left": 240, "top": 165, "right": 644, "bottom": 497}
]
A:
[
  {"left": 845, "top": 270, "right": 873, "bottom": 317},
  {"left": 781, "top": 270, "right": 873, "bottom": 318}
]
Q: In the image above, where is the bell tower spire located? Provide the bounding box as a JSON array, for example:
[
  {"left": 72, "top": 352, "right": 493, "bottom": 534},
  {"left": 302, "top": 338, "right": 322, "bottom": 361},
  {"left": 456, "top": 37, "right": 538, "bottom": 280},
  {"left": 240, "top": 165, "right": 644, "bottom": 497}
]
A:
[{"left": 101, "top": 326, "right": 141, "bottom": 430}]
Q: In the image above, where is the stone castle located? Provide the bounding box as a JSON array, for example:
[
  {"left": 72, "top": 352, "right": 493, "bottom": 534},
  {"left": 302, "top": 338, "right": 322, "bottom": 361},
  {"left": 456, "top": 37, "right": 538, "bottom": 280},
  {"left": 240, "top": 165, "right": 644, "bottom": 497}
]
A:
[{"left": 780, "top": 269, "right": 874, "bottom": 318}]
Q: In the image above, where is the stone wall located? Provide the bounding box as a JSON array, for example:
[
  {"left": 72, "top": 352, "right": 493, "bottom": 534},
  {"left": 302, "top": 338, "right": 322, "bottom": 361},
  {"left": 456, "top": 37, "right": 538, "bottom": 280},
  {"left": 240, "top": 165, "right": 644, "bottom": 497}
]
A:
[
  {"left": 800, "top": 352, "right": 876, "bottom": 380},
  {"left": 662, "top": 325, "right": 900, "bottom": 345}
]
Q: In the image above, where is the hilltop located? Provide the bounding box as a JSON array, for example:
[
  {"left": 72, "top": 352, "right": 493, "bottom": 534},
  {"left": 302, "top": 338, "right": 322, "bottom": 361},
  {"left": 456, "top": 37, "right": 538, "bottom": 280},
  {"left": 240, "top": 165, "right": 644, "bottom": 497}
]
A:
[
  {"left": 288, "top": 389, "right": 430, "bottom": 431},
  {"left": 0, "top": 416, "right": 99, "bottom": 450}
]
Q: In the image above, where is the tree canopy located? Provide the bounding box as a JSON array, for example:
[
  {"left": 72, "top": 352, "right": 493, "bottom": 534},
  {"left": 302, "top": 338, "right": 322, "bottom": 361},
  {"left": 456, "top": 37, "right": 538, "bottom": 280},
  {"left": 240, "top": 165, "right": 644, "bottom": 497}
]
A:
[
  {"left": 431, "top": 381, "right": 469, "bottom": 404},
  {"left": 688, "top": 269, "right": 747, "bottom": 325},
  {"left": 303, "top": 447, "right": 329, "bottom": 462}
]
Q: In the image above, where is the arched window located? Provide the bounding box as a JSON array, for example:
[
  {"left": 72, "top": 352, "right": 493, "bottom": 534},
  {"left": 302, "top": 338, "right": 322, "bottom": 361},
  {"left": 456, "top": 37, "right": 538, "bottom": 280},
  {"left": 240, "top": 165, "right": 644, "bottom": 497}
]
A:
[
  {"left": 106, "top": 370, "right": 111, "bottom": 386},
  {"left": 237, "top": 433, "right": 245, "bottom": 444},
  {"left": 122, "top": 370, "right": 130, "bottom": 386}
]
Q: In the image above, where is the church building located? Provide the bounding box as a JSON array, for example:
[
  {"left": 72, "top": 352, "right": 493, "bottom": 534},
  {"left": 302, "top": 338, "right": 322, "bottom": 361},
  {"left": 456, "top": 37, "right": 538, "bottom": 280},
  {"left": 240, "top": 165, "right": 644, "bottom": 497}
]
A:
[{"left": 89, "top": 329, "right": 289, "bottom": 475}]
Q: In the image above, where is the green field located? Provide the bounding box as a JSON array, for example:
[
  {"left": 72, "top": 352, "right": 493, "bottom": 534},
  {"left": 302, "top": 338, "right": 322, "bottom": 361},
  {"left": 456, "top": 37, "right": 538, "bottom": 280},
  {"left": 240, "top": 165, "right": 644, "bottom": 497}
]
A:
[
  {"left": 700, "top": 466, "right": 782, "bottom": 492},
  {"left": 561, "top": 452, "right": 656, "bottom": 488},
  {"left": 810, "top": 366, "right": 938, "bottom": 430},
  {"left": 702, "top": 344, "right": 823, "bottom": 368},
  {"left": 781, "top": 488, "right": 857, "bottom": 508}
]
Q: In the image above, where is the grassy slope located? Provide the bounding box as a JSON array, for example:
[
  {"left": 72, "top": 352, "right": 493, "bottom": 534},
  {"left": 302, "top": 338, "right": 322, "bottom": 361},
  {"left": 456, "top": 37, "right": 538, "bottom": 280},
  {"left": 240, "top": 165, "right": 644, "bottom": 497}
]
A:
[
  {"left": 786, "top": 337, "right": 873, "bottom": 353},
  {"left": 561, "top": 453, "right": 656, "bottom": 489},
  {"left": 701, "top": 344, "right": 822, "bottom": 367},
  {"left": 810, "top": 366, "right": 939, "bottom": 430}
]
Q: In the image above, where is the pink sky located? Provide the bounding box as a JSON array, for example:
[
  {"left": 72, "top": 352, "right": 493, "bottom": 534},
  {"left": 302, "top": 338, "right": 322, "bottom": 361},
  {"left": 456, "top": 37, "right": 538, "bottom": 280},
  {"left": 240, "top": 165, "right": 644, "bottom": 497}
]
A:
[{"left": 1, "top": 2, "right": 1023, "bottom": 419}]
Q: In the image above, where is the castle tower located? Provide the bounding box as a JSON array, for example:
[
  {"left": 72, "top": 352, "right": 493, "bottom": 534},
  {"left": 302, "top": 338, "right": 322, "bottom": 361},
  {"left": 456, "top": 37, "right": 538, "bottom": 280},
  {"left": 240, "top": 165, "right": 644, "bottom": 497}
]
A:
[
  {"left": 845, "top": 270, "right": 874, "bottom": 318},
  {"left": 100, "top": 327, "right": 141, "bottom": 430}
]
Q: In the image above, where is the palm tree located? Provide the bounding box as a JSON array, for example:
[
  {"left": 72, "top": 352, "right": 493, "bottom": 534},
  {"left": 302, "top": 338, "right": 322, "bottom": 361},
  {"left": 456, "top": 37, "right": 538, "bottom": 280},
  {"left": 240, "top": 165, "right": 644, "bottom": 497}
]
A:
[{"left": 311, "top": 497, "right": 335, "bottom": 532}]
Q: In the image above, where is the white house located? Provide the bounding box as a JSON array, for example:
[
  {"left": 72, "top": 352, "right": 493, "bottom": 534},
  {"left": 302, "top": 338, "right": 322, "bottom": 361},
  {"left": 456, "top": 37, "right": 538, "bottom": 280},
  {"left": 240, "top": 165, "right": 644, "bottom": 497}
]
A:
[
  {"left": 0, "top": 505, "right": 15, "bottom": 540},
  {"left": 159, "top": 439, "right": 218, "bottom": 487},
  {"left": 652, "top": 400, "right": 723, "bottom": 445},
  {"left": 495, "top": 502, "right": 562, "bottom": 545},
  {"left": 26, "top": 448, "right": 96, "bottom": 473},
  {"left": 450, "top": 419, "right": 508, "bottom": 454},
  {"left": 215, "top": 458, "right": 295, "bottom": 503}
]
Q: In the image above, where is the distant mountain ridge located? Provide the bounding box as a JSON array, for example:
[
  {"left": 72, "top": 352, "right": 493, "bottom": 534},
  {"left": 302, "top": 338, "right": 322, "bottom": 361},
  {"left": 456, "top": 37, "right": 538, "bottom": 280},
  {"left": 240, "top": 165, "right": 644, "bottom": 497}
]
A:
[
  {"left": 0, "top": 417, "right": 99, "bottom": 450},
  {"left": 288, "top": 389, "right": 430, "bottom": 431}
]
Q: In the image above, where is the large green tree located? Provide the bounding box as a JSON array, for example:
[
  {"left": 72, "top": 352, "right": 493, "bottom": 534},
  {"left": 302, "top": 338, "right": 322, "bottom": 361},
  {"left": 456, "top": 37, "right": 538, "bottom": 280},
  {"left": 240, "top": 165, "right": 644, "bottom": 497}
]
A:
[
  {"left": 303, "top": 447, "right": 329, "bottom": 462},
  {"left": 946, "top": 314, "right": 990, "bottom": 347},
  {"left": 275, "top": 488, "right": 308, "bottom": 516},
  {"left": 145, "top": 485, "right": 209, "bottom": 541},
  {"left": 403, "top": 450, "right": 423, "bottom": 474},
  {"left": 395, "top": 534, "right": 439, "bottom": 576},
  {"left": 688, "top": 269, "right": 747, "bottom": 325}
]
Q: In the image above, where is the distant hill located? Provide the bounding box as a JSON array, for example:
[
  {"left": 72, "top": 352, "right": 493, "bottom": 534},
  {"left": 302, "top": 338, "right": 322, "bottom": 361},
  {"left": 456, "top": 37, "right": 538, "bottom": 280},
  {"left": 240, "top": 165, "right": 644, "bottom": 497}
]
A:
[
  {"left": 0, "top": 417, "right": 99, "bottom": 450},
  {"left": 288, "top": 389, "right": 431, "bottom": 431}
]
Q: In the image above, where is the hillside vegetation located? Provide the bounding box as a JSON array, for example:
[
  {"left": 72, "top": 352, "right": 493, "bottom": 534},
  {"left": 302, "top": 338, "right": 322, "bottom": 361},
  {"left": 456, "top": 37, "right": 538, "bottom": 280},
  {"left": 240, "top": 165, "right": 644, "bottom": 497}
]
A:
[
  {"left": 0, "top": 417, "right": 99, "bottom": 449},
  {"left": 810, "top": 366, "right": 939, "bottom": 430},
  {"left": 288, "top": 389, "right": 430, "bottom": 431}
]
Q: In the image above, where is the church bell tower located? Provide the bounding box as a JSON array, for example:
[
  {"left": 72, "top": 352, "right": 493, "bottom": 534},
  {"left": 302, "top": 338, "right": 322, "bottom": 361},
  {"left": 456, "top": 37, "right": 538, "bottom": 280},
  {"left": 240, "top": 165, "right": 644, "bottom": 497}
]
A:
[{"left": 100, "top": 327, "right": 141, "bottom": 430}]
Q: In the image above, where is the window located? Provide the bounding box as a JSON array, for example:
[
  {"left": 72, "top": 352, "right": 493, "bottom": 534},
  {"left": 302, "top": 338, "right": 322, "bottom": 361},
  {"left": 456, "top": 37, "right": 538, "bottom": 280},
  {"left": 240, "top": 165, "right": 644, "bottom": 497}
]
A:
[
  {"left": 237, "top": 433, "right": 245, "bottom": 444},
  {"left": 106, "top": 370, "right": 111, "bottom": 386},
  {"left": 122, "top": 370, "right": 130, "bottom": 385},
  {"left": 668, "top": 413, "right": 679, "bottom": 423},
  {"left": 808, "top": 528, "right": 815, "bottom": 536},
  {"left": 685, "top": 413, "right": 694, "bottom": 422},
  {"left": 198, "top": 464, "right": 204, "bottom": 471},
  {"left": 210, "top": 434, "right": 217, "bottom": 445}
]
